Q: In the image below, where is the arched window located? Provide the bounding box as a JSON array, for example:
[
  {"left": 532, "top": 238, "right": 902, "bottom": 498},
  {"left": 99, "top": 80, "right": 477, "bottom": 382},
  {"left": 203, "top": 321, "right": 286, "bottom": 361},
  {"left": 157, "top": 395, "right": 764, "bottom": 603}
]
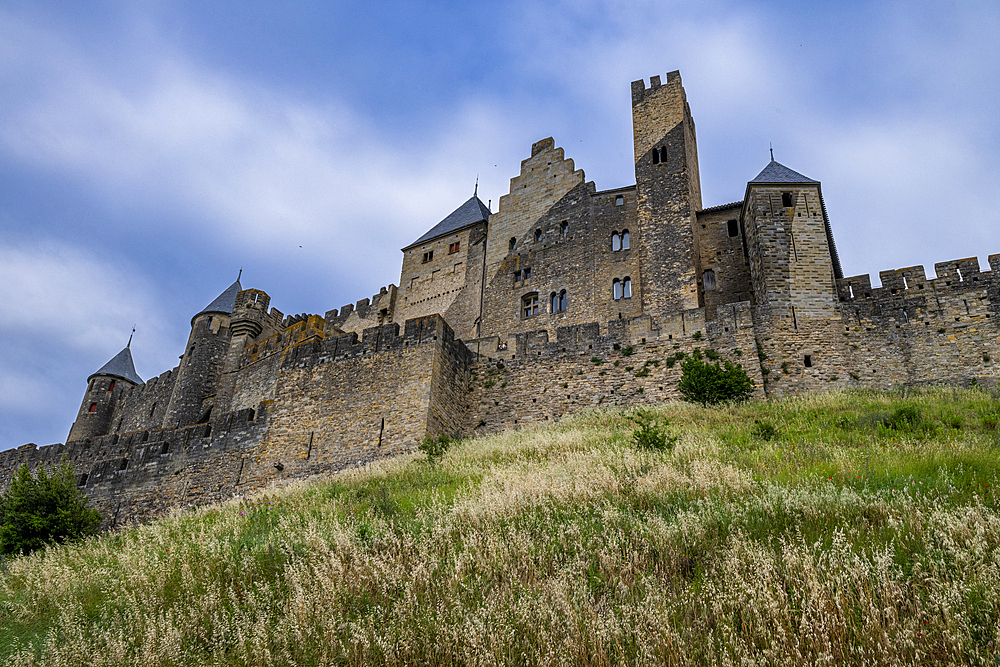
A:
[
  {"left": 509, "top": 237, "right": 517, "bottom": 252},
  {"left": 559, "top": 290, "right": 567, "bottom": 312},
  {"left": 521, "top": 293, "right": 539, "bottom": 318},
  {"left": 623, "top": 277, "right": 632, "bottom": 299},
  {"left": 703, "top": 269, "right": 716, "bottom": 291},
  {"left": 550, "top": 292, "right": 558, "bottom": 313},
  {"left": 621, "top": 230, "right": 630, "bottom": 250},
  {"left": 534, "top": 229, "right": 542, "bottom": 243},
  {"left": 613, "top": 279, "right": 622, "bottom": 300},
  {"left": 612, "top": 232, "right": 621, "bottom": 252}
]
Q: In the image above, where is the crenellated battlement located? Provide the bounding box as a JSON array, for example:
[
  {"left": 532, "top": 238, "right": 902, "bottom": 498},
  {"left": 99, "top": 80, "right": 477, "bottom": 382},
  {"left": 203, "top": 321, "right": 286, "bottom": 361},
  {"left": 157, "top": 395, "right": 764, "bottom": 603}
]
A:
[{"left": 837, "top": 255, "right": 998, "bottom": 306}]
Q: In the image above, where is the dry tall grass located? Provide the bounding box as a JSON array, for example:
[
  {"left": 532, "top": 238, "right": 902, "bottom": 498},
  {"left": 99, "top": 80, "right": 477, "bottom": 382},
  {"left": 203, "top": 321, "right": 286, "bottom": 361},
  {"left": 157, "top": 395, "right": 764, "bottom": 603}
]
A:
[{"left": 1, "top": 388, "right": 998, "bottom": 666}]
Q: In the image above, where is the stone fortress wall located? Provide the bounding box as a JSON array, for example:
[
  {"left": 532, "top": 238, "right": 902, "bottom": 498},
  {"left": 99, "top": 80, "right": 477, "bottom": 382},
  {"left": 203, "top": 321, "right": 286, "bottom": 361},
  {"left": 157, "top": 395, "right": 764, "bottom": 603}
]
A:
[{"left": 2, "top": 69, "right": 997, "bottom": 527}]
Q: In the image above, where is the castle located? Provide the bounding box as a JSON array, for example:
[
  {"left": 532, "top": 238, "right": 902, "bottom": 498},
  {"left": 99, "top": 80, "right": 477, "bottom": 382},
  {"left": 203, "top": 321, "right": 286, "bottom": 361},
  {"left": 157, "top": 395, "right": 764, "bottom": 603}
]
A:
[{"left": 3, "top": 70, "right": 998, "bottom": 526}]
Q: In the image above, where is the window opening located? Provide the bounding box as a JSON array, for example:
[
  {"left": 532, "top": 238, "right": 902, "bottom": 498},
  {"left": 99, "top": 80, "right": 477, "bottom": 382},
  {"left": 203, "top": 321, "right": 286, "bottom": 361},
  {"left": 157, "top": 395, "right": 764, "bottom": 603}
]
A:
[
  {"left": 448, "top": 242, "right": 460, "bottom": 254},
  {"left": 613, "top": 279, "right": 622, "bottom": 300},
  {"left": 615, "top": 195, "right": 624, "bottom": 206},
  {"left": 848, "top": 284, "right": 854, "bottom": 299},
  {"left": 621, "top": 230, "right": 630, "bottom": 250},
  {"left": 108, "top": 380, "right": 115, "bottom": 392},
  {"left": 534, "top": 229, "right": 542, "bottom": 243},
  {"left": 422, "top": 250, "right": 433, "bottom": 263},
  {"left": 560, "top": 221, "right": 569, "bottom": 237},
  {"left": 150, "top": 403, "right": 156, "bottom": 418},
  {"left": 902, "top": 275, "right": 908, "bottom": 289},
  {"left": 623, "top": 277, "right": 632, "bottom": 299},
  {"left": 727, "top": 219, "right": 739, "bottom": 237},
  {"left": 521, "top": 293, "right": 539, "bottom": 318},
  {"left": 550, "top": 292, "right": 558, "bottom": 313},
  {"left": 957, "top": 267, "right": 964, "bottom": 282},
  {"left": 513, "top": 269, "right": 521, "bottom": 285},
  {"left": 658, "top": 147, "right": 667, "bottom": 163},
  {"left": 558, "top": 290, "right": 567, "bottom": 312},
  {"left": 781, "top": 192, "right": 794, "bottom": 207},
  {"left": 703, "top": 269, "right": 716, "bottom": 291},
  {"left": 523, "top": 267, "right": 531, "bottom": 281},
  {"left": 88, "top": 403, "right": 97, "bottom": 413},
  {"left": 611, "top": 232, "right": 621, "bottom": 252},
  {"left": 804, "top": 355, "right": 812, "bottom": 368},
  {"left": 509, "top": 237, "right": 517, "bottom": 252},
  {"left": 651, "top": 148, "right": 660, "bottom": 165}
]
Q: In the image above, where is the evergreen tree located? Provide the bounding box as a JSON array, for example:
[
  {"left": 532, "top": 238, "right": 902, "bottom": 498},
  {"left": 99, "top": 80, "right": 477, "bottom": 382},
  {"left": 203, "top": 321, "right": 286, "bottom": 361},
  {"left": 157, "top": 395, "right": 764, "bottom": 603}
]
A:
[{"left": 0, "top": 458, "right": 101, "bottom": 556}]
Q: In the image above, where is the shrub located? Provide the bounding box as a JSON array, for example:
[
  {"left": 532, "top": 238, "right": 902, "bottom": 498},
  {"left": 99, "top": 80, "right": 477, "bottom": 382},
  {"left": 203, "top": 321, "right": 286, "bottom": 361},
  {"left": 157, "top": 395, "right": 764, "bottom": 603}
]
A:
[
  {"left": 418, "top": 435, "right": 453, "bottom": 463},
  {"left": 0, "top": 458, "right": 101, "bottom": 557},
  {"left": 678, "top": 349, "right": 754, "bottom": 405},
  {"left": 751, "top": 419, "right": 780, "bottom": 441},
  {"left": 629, "top": 409, "right": 677, "bottom": 451},
  {"left": 621, "top": 345, "right": 634, "bottom": 357},
  {"left": 705, "top": 349, "right": 720, "bottom": 361}
]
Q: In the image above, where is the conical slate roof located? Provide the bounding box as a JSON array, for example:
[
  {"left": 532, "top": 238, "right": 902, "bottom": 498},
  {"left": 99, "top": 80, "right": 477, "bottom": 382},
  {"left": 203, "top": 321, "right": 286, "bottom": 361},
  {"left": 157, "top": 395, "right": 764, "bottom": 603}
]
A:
[
  {"left": 194, "top": 280, "right": 242, "bottom": 322},
  {"left": 405, "top": 195, "right": 492, "bottom": 249},
  {"left": 750, "top": 160, "right": 818, "bottom": 184},
  {"left": 88, "top": 346, "right": 143, "bottom": 384}
]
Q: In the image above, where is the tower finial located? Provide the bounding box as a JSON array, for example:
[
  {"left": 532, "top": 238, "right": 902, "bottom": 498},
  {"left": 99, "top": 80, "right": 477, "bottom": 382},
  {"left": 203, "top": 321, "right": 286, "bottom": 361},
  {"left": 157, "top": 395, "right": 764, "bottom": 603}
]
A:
[
  {"left": 237, "top": 267, "right": 242, "bottom": 282},
  {"left": 474, "top": 176, "right": 479, "bottom": 197},
  {"left": 769, "top": 143, "right": 774, "bottom": 162},
  {"left": 128, "top": 326, "right": 135, "bottom": 348}
]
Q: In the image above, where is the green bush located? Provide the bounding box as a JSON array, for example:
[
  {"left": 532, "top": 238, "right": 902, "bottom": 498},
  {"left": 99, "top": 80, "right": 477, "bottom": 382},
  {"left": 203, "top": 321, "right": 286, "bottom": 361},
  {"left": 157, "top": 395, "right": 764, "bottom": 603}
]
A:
[
  {"left": 751, "top": 419, "right": 780, "bottom": 441},
  {"left": 678, "top": 349, "right": 754, "bottom": 405},
  {"left": 418, "top": 435, "right": 453, "bottom": 463},
  {"left": 0, "top": 458, "right": 101, "bottom": 557},
  {"left": 629, "top": 409, "right": 678, "bottom": 451}
]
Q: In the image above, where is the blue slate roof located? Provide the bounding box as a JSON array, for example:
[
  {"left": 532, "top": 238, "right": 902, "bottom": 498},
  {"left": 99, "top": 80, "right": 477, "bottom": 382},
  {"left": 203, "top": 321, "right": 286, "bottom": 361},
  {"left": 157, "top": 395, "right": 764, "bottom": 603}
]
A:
[
  {"left": 405, "top": 195, "right": 491, "bottom": 249},
  {"left": 89, "top": 346, "right": 143, "bottom": 384},
  {"left": 195, "top": 280, "right": 242, "bottom": 320},
  {"left": 750, "top": 160, "right": 818, "bottom": 184}
]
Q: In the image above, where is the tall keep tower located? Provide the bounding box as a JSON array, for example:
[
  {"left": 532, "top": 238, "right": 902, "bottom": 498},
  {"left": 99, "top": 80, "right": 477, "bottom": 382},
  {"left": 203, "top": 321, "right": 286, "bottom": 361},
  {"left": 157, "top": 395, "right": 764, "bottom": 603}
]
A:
[
  {"left": 162, "top": 280, "right": 241, "bottom": 428},
  {"left": 631, "top": 71, "right": 703, "bottom": 320},
  {"left": 67, "top": 343, "right": 143, "bottom": 442}
]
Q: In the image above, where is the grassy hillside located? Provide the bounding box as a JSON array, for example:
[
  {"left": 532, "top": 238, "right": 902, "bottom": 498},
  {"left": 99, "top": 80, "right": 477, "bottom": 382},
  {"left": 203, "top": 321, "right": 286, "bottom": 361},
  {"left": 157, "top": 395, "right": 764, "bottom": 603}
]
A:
[{"left": 2, "top": 388, "right": 999, "bottom": 666}]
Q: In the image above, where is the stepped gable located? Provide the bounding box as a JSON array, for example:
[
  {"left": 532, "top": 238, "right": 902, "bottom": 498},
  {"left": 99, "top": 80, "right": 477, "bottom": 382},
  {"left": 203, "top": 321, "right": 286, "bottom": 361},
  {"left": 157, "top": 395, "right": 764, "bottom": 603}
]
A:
[
  {"left": 193, "top": 279, "right": 242, "bottom": 323},
  {"left": 404, "top": 195, "right": 491, "bottom": 249},
  {"left": 88, "top": 346, "right": 143, "bottom": 384},
  {"left": 750, "top": 160, "right": 818, "bottom": 184}
]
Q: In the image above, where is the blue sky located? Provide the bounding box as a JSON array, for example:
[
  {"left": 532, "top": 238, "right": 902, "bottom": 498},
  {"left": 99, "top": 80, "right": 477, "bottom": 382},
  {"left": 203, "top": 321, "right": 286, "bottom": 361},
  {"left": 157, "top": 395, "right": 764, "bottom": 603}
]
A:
[{"left": 2, "top": 0, "right": 998, "bottom": 449}]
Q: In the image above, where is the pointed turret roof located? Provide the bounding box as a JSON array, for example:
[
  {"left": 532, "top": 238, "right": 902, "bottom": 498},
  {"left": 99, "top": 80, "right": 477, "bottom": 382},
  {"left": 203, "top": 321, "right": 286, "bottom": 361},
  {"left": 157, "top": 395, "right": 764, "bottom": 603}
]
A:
[
  {"left": 404, "top": 195, "right": 492, "bottom": 250},
  {"left": 88, "top": 345, "right": 143, "bottom": 384},
  {"left": 750, "top": 160, "right": 818, "bottom": 184},
  {"left": 193, "top": 280, "right": 241, "bottom": 323}
]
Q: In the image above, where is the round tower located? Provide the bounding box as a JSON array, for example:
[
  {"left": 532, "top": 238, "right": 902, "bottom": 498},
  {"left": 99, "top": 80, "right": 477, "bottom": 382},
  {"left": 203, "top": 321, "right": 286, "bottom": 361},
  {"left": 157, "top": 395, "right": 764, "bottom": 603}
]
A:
[
  {"left": 67, "top": 342, "right": 143, "bottom": 442},
  {"left": 162, "top": 279, "right": 241, "bottom": 429}
]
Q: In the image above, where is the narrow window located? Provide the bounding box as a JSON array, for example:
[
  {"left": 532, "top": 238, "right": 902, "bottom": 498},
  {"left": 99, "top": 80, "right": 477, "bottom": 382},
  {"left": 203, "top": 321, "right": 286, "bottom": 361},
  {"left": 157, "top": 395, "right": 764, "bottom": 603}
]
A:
[
  {"left": 781, "top": 192, "right": 794, "bottom": 207},
  {"left": 957, "top": 267, "right": 964, "bottom": 282},
  {"left": 612, "top": 232, "right": 621, "bottom": 252},
  {"left": 521, "top": 293, "right": 539, "bottom": 318},
  {"left": 422, "top": 250, "right": 433, "bottom": 263},
  {"left": 509, "top": 237, "right": 517, "bottom": 252},
  {"left": 848, "top": 284, "right": 854, "bottom": 299},
  {"left": 703, "top": 269, "right": 716, "bottom": 291},
  {"left": 108, "top": 380, "right": 115, "bottom": 392},
  {"left": 623, "top": 277, "right": 632, "bottom": 299},
  {"left": 534, "top": 229, "right": 542, "bottom": 243},
  {"left": 560, "top": 221, "right": 569, "bottom": 237},
  {"left": 658, "top": 147, "right": 667, "bottom": 163},
  {"left": 615, "top": 195, "right": 624, "bottom": 206},
  {"left": 804, "top": 355, "right": 812, "bottom": 368},
  {"left": 727, "top": 219, "right": 739, "bottom": 237},
  {"left": 523, "top": 267, "right": 531, "bottom": 281},
  {"left": 550, "top": 292, "right": 558, "bottom": 313},
  {"left": 247, "top": 409, "right": 255, "bottom": 422},
  {"left": 902, "top": 275, "right": 908, "bottom": 289},
  {"left": 651, "top": 148, "right": 660, "bottom": 165},
  {"left": 621, "top": 230, "right": 630, "bottom": 250},
  {"left": 150, "top": 403, "right": 156, "bottom": 418},
  {"left": 88, "top": 403, "right": 97, "bottom": 413},
  {"left": 559, "top": 290, "right": 567, "bottom": 312},
  {"left": 613, "top": 279, "right": 622, "bottom": 300},
  {"left": 514, "top": 269, "right": 522, "bottom": 285}
]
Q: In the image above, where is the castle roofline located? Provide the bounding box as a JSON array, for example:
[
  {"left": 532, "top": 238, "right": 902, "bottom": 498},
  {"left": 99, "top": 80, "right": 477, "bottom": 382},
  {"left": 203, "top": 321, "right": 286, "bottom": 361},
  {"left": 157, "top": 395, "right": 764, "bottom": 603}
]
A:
[
  {"left": 697, "top": 200, "right": 744, "bottom": 214},
  {"left": 750, "top": 159, "right": 818, "bottom": 184},
  {"left": 88, "top": 345, "right": 143, "bottom": 385},
  {"left": 192, "top": 279, "right": 242, "bottom": 325},
  {"left": 403, "top": 195, "right": 491, "bottom": 251}
]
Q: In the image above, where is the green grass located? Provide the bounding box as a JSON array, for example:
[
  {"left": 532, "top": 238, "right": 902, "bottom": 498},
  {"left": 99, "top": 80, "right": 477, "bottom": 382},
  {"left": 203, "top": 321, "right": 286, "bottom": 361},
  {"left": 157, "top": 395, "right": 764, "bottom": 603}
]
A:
[{"left": 1, "top": 387, "right": 999, "bottom": 665}]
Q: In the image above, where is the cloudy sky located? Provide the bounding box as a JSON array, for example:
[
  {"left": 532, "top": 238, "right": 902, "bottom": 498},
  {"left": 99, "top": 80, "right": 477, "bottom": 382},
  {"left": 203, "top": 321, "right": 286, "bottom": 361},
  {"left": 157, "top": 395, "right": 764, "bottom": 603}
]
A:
[{"left": 2, "top": 0, "right": 998, "bottom": 449}]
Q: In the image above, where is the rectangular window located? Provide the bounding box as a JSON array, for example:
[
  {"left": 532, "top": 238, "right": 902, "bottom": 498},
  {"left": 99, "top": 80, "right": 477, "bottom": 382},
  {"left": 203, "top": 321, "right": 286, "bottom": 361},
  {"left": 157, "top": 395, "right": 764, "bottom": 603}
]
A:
[
  {"left": 615, "top": 195, "right": 624, "bottom": 206},
  {"left": 804, "top": 355, "right": 812, "bottom": 368},
  {"left": 523, "top": 267, "right": 531, "bottom": 280},
  {"left": 727, "top": 219, "right": 739, "bottom": 237},
  {"left": 448, "top": 242, "right": 460, "bottom": 254},
  {"left": 88, "top": 403, "right": 97, "bottom": 413},
  {"left": 522, "top": 294, "right": 539, "bottom": 318},
  {"left": 422, "top": 250, "right": 433, "bottom": 263}
]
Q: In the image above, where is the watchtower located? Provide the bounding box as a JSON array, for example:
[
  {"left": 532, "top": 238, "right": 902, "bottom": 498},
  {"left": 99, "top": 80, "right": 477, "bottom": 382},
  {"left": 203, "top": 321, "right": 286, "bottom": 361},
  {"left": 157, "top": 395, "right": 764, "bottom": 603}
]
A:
[{"left": 67, "top": 343, "right": 143, "bottom": 442}]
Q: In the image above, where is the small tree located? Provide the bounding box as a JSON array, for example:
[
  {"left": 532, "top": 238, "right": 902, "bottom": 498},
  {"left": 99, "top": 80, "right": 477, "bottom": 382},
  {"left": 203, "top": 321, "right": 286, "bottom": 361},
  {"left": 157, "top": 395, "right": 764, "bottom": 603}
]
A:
[
  {"left": 678, "top": 349, "right": 754, "bottom": 406},
  {"left": 0, "top": 458, "right": 102, "bottom": 556}
]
